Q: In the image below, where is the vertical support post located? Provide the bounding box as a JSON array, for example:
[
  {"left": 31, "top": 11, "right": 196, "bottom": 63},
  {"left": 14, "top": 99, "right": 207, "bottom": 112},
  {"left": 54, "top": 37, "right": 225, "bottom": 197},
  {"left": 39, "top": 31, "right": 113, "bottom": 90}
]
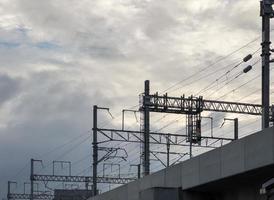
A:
[
  {"left": 92, "top": 105, "right": 98, "bottom": 196},
  {"left": 7, "top": 181, "right": 10, "bottom": 200},
  {"left": 53, "top": 161, "right": 55, "bottom": 176},
  {"left": 222, "top": 118, "right": 239, "bottom": 140},
  {"left": 24, "top": 183, "right": 27, "bottom": 194},
  {"left": 30, "top": 159, "right": 34, "bottom": 200},
  {"left": 261, "top": 0, "right": 271, "bottom": 129},
  {"left": 69, "top": 163, "right": 71, "bottom": 176},
  {"left": 122, "top": 110, "right": 125, "bottom": 130},
  {"left": 210, "top": 117, "right": 213, "bottom": 137},
  {"left": 130, "top": 164, "right": 141, "bottom": 179},
  {"left": 85, "top": 177, "right": 89, "bottom": 190},
  {"left": 166, "top": 135, "right": 170, "bottom": 167},
  {"left": 143, "top": 80, "right": 150, "bottom": 175},
  {"left": 187, "top": 114, "right": 193, "bottom": 158},
  {"left": 189, "top": 131, "right": 193, "bottom": 158},
  {"left": 137, "top": 164, "right": 141, "bottom": 179},
  {"left": 234, "top": 118, "right": 239, "bottom": 140}
]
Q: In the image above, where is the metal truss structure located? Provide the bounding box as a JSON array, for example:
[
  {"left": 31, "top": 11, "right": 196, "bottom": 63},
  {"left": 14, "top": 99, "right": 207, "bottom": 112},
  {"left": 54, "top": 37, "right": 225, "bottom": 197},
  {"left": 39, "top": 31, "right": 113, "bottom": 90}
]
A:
[
  {"left": 150, "top": 150, "right": 189, "bottom": 167},
  {"left": 7, "top": 194, "right": 53, "bottom": 200},
  {"left": 29, "top": 158, "right": 136, "bottom": 200},
  {"left": 140, "top": 93, "right": 271, "bottom": 116},
  {"left": 97, "top": 128, "right": 234, "bottom": 148},
  {"left": 32, "top": 174, "right": 135, "bottom": 184},
  {"left": 92, "top": 86, "right": 252, "bottom": 195},
  {"left": 89, "top": 73, "right": 274, "bottom": 197},
  {"left": 7, "top": 181, "right": 53, "bottom": 200}
]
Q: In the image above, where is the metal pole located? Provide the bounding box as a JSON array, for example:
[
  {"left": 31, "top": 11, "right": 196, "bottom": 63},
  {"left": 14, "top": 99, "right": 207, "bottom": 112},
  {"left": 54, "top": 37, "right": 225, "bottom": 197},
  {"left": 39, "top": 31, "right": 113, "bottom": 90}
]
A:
[
  {"left": 122, "top": 110, "right": 125, "bottom": 130},
  {"left": 52, "top": 161, "right": 55, "bottom": 175},
  {"left": 222, "top": 118, "right": 239, "bottom": 140},
  {"left": 261, "top": 0, "right": 271, "bottom": 129},
  {"left": 234, "top": 118, "right": 239, "bottom": 140},
  {"left": 189, "top": 132, "right": 193, "bottom": 158},
  {"left": 24, "top": 183, "right": 27, "bottom": 194},
  {"left": 92, "top": 105, "right": 98, "bottom": 196},
  {"left": 69, "top": 163, "right": 71, "bottom": 176},
  {"left": 210, "top": 117, "right": 213, "bottom": 137},
  {"left": 137, "top": 164, "right": 141, "bottom": 179},
  {"left": 30, "top": 159, "right": 34, "bottom": 200},
  {"left": 166, "top": 135, "right": 170, "bottom": 167},
  {"left": 7, "top": 181, "right": 10, "bottom": 200},
  {"left": 85, "top": 177, "right": 89, "bottom": 190},
  {"left": 143, "top": 80, "right": 150, "bottom": 175},
  {"left": 188, "top": 115, "right": 193, "bottom": 158}
]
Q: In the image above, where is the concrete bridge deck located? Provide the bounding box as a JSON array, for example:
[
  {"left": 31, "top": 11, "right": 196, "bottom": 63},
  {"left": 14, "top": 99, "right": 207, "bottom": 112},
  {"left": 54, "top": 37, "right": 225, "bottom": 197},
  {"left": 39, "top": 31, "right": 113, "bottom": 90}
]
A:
[{"left": 90, "top": 127, "right": 274, "bottom": 200}]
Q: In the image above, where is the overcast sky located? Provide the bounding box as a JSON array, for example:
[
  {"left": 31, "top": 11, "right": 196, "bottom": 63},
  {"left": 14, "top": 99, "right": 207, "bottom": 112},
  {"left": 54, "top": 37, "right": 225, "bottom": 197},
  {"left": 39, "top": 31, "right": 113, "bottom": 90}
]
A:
[{"left": 0, "top": 0, "right": 272, "bottom": 197}]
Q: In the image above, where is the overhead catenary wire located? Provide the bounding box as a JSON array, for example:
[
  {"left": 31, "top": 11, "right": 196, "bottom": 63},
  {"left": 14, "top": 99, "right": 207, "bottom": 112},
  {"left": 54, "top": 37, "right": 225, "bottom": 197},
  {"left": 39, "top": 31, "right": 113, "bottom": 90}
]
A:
[
  {"left": 143, "top": 70, "right": 269, "bottom": 165},
  {"left": 196, "top": 54, "right": 260, "bottom": 96},
  {"left": 147, "top": 47, "right": 262, "bottom": 127},
  {"left": 99, "top": 40, "right": 274, "bottom": 193},
  {"left": 205, "top": 59, "right": 261, "bottom": 98},
  {"left": 103, "top": 70, "right": 266, "bottom": 184},
  {"left": 160, "top": 36, "right": 260, "bottom": 94},
  {"left": 36, "top": 134, "right": 91, "bottom": 174},
  {"left": 93, "top": 37, "right": 267, "bottom": 193},
  {"left": 96, "top": 37, "right": 262, "bottom": 133},
  {"left": 104, "top": 63, "right": 266, "bottom": 189}
]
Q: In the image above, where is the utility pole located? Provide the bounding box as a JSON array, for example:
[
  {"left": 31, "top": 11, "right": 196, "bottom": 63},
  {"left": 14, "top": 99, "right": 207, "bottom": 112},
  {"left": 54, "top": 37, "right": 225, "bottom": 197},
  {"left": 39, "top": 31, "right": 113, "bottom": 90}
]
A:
[
  {"left": 260, "top": 0, "right": 273, "bottom": 129},
  {"left": 7, "top": 181, "right": 17, "bottom": 200},
  {"left": 30, "top": 159, "right": 34, "bottom": 200},
  {"left": 7, "top": 181, "right": 11, "bottom": 200},
  {"left": 92, "top": 105, "right": 98, "bottom": 196},
  {"left": 189, "top": 127, "right": 193, "bottom": 158},
  {"left": 30, "top": 159, "right": 43, "bottom": 200},
  {"left": 85, "top": 177, "right": 89, "bottom": 190},
  {"left": 234, "top": 118, "right": 239, "bottom": 140},
  {"left": 143, "top": 80, "right": 150, "bottom": 175},
  {"left": 137, "top": 164, "right": 141, "bottom": 179},
  {"left": 166, "top": 135, "right": 170, "bottom": 167}
]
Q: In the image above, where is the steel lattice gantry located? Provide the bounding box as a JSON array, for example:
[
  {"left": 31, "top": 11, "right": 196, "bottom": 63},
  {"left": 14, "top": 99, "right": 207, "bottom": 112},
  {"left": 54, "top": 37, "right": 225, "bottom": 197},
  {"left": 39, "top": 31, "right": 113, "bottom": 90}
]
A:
[
  {"left": 91, "top": 81, "right": 274, "bottom": 195},
  {"left": 97, "top": 128, "right": 234, "bottom": 147},
  {"left": 29, "top": 159, "right": 137, "bottom": 199},
  {"left": 32, "top": 174, "right": 136, "bottom": 185},
  {"left": 142, "top": 93, "right": 265, "bottom": 116},
  {"left": 7, "top": 194, "right": 53, "bottom": 200},
  {"left": 138, "top": 80, "right": 274, "bottom": 176}
]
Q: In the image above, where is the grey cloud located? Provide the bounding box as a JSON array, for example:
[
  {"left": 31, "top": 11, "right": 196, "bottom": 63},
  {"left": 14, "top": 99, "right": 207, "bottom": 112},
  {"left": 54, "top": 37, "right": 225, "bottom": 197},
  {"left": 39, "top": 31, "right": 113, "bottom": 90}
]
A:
[
  {"left": 0, "top": 73, "right": 21, "bottom": 105},
  {"left": 0, "top": 0, "right": 268, "bottom": 198},
  {"left": 11, "top": 71, "right": 112, "bottom": 122}
]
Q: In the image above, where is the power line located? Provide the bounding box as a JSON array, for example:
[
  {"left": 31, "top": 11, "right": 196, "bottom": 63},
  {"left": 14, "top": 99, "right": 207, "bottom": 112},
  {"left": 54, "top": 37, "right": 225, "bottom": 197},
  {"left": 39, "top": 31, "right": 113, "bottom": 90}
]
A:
[
  {"left": 216, "top": 74, "right": 261, "bottom": 100},
  {"left": 91, "top": 36, "right": 268, "bottom": 193},
  {"left": 169, "top": 58, "right": 242, "bottom": 94},
  {"left": 37, "top": 135, "right": 91, "bottom": 174},
  {"left": 195, "top": 52, "right": 260, "bottom": 96},
  {"left": 39, "top": 131, "right": 90, "bottom": 158},
  {"left": 160, "top": 36, "right": 260, "bottom": 94},
  {"left": 205, "top": 59, "right": 261, "bottom": 98}
]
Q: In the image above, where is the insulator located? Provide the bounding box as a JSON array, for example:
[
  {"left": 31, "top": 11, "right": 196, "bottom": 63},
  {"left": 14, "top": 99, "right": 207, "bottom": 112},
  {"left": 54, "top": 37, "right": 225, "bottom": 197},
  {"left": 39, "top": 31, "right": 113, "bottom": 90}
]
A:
[
  {"left": 243, "top": 54, "right": 252, "bottom": 62},
  {"left": 243, "top": 65, "right": 252, "bottom": 73}
]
